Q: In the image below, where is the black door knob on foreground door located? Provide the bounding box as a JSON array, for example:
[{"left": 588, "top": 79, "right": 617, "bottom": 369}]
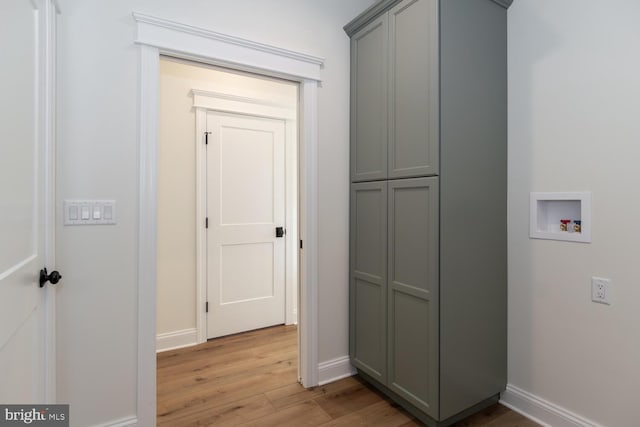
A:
[
  {"left": 40, "top": 268, "right": 62, "bottom": 288},
  {"left": 276, "top": 227, "right": 285, "bottom": 238}
]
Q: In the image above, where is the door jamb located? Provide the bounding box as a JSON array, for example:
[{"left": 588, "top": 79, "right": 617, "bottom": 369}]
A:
[
  {"left": 193, "top": 90, "right": 299, "bottom": 342},
  {"left": 134, "top": 13, "right": 323, "bottom": 426},
  {"left": 36, "top": 0, "right": 60, "bottom": 403}
]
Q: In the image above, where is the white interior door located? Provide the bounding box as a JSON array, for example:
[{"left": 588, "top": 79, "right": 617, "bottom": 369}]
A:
[
  {"left": 206, "top": 112, "right": 286, "bottom": 339},
  {"left": 0, "top": 0, "right": 54, "bottom": 403}
]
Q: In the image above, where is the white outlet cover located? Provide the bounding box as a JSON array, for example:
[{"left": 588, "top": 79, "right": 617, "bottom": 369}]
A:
[{"left": 591, "top": 277, "right": 611, "bottom": 305}]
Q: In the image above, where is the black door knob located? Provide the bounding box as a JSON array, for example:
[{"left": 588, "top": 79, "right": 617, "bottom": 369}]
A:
[
  {"left": 276, "top": 226, "right": 285, "bottom": 238},
  {"left": 40, "top": 268, "right": 62, "bottom": 288}
]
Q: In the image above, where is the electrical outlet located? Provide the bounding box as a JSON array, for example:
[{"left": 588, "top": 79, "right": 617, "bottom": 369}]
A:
[{"left": 591, "top": 277, "right": 611, "bottom": 305}]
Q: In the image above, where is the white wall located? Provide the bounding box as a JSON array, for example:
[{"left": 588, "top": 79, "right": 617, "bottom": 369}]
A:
[
  {"left": 508, "top": 1, "right": 640, "bottom": 426},
  {"left": 56, "top": 0, "right": 375, "bottom": 425},
  {"left": 157, "top": 58, "right": 297, "bottom": 345}
]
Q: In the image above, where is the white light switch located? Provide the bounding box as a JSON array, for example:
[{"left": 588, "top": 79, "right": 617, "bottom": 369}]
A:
[
  {"left": 64, "top": 200, "right": 116, "bottom": 225},
  {"left": 69, "top": 206, "right": 78, "bottom": 220}
]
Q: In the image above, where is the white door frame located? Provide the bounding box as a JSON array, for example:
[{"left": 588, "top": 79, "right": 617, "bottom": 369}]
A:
[
  {"left": 193, "top": 90, "right": 298, "bottom": 343},
  {"left": 37, "top": 0, "right": 59, "bottom": 402},
  {"left": 134, "top": 12, "right": 323, "bottom": 426}
]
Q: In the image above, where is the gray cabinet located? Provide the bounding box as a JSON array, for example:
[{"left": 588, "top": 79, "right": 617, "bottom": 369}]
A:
[{"left": 346, "top": 0, "right": 510, "bottom": 425}]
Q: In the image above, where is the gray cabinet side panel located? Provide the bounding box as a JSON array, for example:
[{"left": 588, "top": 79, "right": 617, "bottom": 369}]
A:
[
  {"left": 351, "top": 16, "right": 388, "bottom": 182},
  {"left": 438, "top": 0, "right": 508, "bottom": 419},
  {"left": 388, "top": 0, "right": 439, "bottom": 179},
  {"left": 387, "top": 177, "right": 439, "bottom": 418},
  {"left": 350, "top": 182, "right": 388, "bottom": 381}
]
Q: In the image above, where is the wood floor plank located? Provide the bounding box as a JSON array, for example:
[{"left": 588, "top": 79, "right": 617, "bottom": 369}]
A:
[
  {"left": 157, "top": 325, "right": 539, "bottom": 427},
  {"left": 158, "top": 393, "right": 276, "bottom": 426},
  {"left": 237, "top": 400, "right": 332, "bottom": 427},
  {"left": 158, "top": 327, "right": 296, "bottom": 373},
  {"left": 313, "top": 379, "right": 386, "bottom": 419},
  {"left": 158, "top": 346, "right": 296, "bottom": 396},
  {"left": 265, "top": 376, "right": 362, "bottom": 410},
  {"left": 158, "top": 326, "right": 295, "bottom": 364},
  {"left": 471, "top": 408, "right": 541, "bottom": 427},
  {"left": 158, "top": 366, "right": 297, "bottom": 422},
  {"left": 451, "top": 404, "right": 511, "bottom": 426},
  {"left": 318, "top": 400, "right": 415, "bottom": 426},
  {"left": 399, "top": 421, "right": 427, "bottom": 427}
]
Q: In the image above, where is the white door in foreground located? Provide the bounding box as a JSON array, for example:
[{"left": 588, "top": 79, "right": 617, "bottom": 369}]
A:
[
  {"left": 206, "top": 112, "right": 286, "bottom": 339},
  {"left": 0, "top": 0, "right": 52, "bottom": 403}
]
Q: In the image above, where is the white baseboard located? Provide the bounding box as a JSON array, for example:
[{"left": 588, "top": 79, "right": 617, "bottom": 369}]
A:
[
  {"left": 92, "top": 415, "right": 138, "bottom": 427},
  {"left": 500, "top": 384, "right": 602, "bottom": 427},
  {"left": 317, "top": 356, "right": 356, "bottom": 386},
  {"left": 156, "top": 328, "right": 198, "bottom": 353}
]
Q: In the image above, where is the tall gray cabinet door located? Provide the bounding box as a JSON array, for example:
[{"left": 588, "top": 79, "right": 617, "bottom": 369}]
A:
[
  {"left": 351, "top": 15, "right": 388, "bottom": 182},
  {"left": 387, "top": 177, "right": 439, "bottom": 419},
  {"left": 350, "top": 181, "right": 387, "bottom": 382},
  {"left": 388, "top": 0, "right": 439, "bottom": 179}
]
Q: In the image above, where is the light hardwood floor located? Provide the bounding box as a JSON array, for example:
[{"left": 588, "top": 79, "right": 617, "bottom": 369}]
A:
[{"left": 157, "top": 325, "right": 538, "bottom": 426}]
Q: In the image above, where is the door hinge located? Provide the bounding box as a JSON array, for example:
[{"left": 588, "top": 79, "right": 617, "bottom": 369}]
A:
[
  {"left": 205, "top": 217, "right": 209, "bottom": 228},
  {"left": 205, "top": 131, "right": 211, "bottom": 145},
  {"left": 300, "top": 240, "right": 303, "bottom": 249},
  {"left": 206, "top": 301, "right": 209, "bottom": 313}
]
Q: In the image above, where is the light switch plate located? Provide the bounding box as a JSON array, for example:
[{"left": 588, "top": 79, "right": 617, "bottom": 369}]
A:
[{"left": 64, "top": 200, "right": 116, "bottom": 225}]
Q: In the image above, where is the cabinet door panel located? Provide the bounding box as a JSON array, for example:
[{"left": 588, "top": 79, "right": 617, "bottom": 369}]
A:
[
  {"left": 350, "top": 182, "right": 387, "bottom": 381},
  {"left": 388, "top": 0, "right": 439, "bottom": 178},
  {"left": 391, "top": 290, "right": 431, "bottom": 403},
  {"left": 387, "top": 177, "right": 439, "bottom": 418},
  {"left": 353, "top": 279, "right": 385, "bottom": 377},
  {"left": 351, "top": 15, "right": 388, "bottom": 182}
]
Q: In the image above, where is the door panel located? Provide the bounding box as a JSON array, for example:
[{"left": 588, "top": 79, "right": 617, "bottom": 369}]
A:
[
  {"left": 0, "top": 2, "right": 37, "bottom": 272},
  {"left": 207, "top": 112, "right": 286, "bottom": 339},
  {"left": 0, "top": 314, "right": 41, "bottom": 403},
  {"left": 391, "top": 186, "right": 431, "bottom": 291},
  {"left": 391, "top": 291, "right": 430, "bottom": 402},
  {"left": 220, "top": 243, "right": 274, "bottom": 303},
  {"left": 387, "top": 177, "right": 439, "bottom": 418},
  {"left": 0, "top": 0, "right": 48, "bottom": 403},
  {"left": 353, "top": 279, "right": 385, "bottom": 376},
  {"left": 220, "top": 127, "right": 274, "bottom": 224},
  {"left": 350, "top": 181, "right": 387, "bottom": 381},
  {"left": 351, "top": 15, "right": 388, "bottom": 182},
  {"left": 388, "top": 0, "right": 439, "bottom": 178}
]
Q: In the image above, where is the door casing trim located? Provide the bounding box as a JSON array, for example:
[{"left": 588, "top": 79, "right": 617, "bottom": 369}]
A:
[{"left": 135, "top": 12, "right": 323, "bottom": 426}]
